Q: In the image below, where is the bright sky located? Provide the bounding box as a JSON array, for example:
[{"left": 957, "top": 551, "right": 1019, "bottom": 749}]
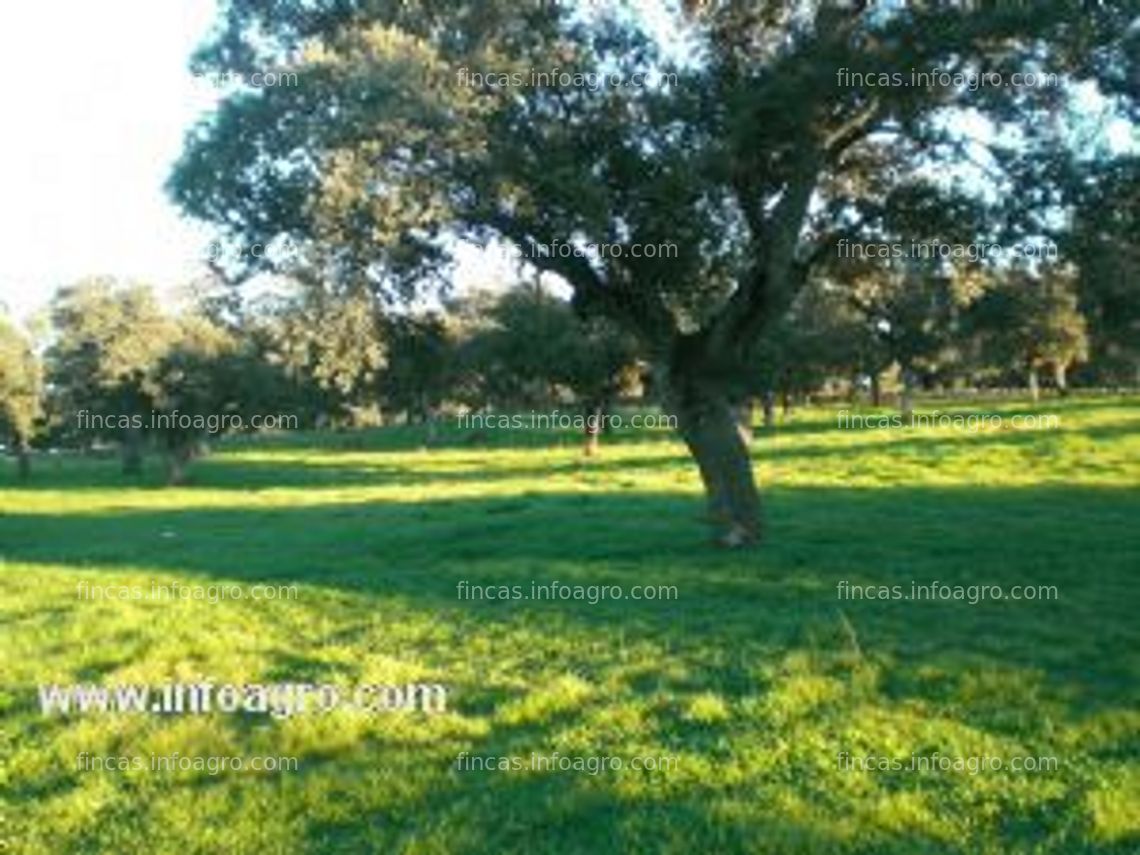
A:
[{"left": 0, "top": 0, "right": 227, "bottom": 323}]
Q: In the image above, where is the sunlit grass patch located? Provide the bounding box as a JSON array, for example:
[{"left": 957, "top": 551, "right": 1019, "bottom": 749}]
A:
[{"left": 1, "top": 396, "right": 1137, "bottom": 853}]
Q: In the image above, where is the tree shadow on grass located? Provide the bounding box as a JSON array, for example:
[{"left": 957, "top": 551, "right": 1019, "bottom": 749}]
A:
[
  {"left": 6, "top": 400, "right": 1139, "bottom": 853},
  {"left": 2, "top": 482, "right": 1136, "bottom": 701},
  {"left": 5, "top": 480, "right": 1138, "bottom": 853}
]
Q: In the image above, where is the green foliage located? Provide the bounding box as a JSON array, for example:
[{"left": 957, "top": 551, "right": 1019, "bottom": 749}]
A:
[
  {"left": 262, "top": 284, "right": 387, "bottom": 424},
  {"left": 169, "top": 2, "right": 1133, "bottom": 362},
  {"left": 459, "top": 284, "right": 641, "bottom": 410},
  {"left": 1067, "top": 157, "right": 1140, "bottom": 383},
  {"left": 378, "top": 311, "right": 455, "bottom": 422},
  {"left": 0, "top": 314, "right": 43, "bottom": 453},
  {"left": 751, "top": 278, "right": 865, "bottom": 400},
  {"left": 146, "top": 314, "right": 245, "bottom": 481},
  {"left": 968, "top": 266, "right": 1089, "bottom": 380},
  {"left": 47, "top": 278, "right": 177, "bottom": 445},
  {"left": 165, "top": 2, "right": 1135, "bottom": 540},
  {"left": 45, "top": 280, "right": 314, "bottom": 479}
]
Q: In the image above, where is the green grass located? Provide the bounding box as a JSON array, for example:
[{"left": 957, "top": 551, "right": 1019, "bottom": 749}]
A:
[{"left": 2, "top": 397, "right": 1138, "bottom": 854}]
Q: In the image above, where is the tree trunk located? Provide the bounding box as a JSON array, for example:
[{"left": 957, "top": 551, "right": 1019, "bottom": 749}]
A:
[
  {"left": 1053, "top": 362, "right": 1068, "bottom": 397},
  {"left": 1027, "top": 365, "right": 1040, "bottom": 402},
  {"left": 122, "top": 425, "right": 143, "bottom": 476},
  {"left": 761, "top": 391, "right": 776, "bottom": 429},
  {"left": 733, "top": 398, "right": 754, "bottom": 447},
  {"left": 166, "top": 455, "right": 186, "bottom": 486},
  {"left": 671, "top": 382, "right": 760, "bottom": 547},
  {"left": 15, "top": 438, "right": 30, "bottom": 481},
  {"left": 600, "top": 392, "right": 616, "bottom": 436},
  {"left": 165, "top": 442, "right": 194, "bottom": 486},
  {"left": 583, "top": 400, "right": 602, "bottom": 456},
  {"left": 900, "top": 367, "right": 917, "bottom": 422},
  {"left": 781, "top": 390, "right": 792, "bottom": 418},
  {"left": 870, "top": 372, "right": 882, "bottom": 407}
]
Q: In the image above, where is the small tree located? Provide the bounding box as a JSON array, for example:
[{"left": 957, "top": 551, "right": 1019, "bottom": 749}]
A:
[
  {"left": 970, "top": 266, "right": 1088, "bottom": 400},
  {"left": 147, "top": 314, "right": 241, "bottom": 485},
  {"left": 460, "top": 284, "right": 640, "bottom": 453},
  {"left": 752, "top": 279, "right": 862, "bottom": 424},
  {"left": 563, "top": 314, "right": 641, "bottom": 455},
  {"left": 462, "top": 286, "right": 576, "bottom": 409},
  {"left": 48, "top": 278, "right": 176, "bottom": 474},
  {"left": 379, "top": 312, "right": 456, "bottom": 439},
  {"left": 265, "top": 285, "right": 387, "bottom": 427},
  {"left": 0, "top": 316, "right": 43, "bottom": 479}
]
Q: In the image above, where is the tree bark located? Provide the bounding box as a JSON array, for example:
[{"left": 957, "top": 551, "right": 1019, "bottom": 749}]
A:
[
  {"left": 1053, "top": 362, "right": 1068, "bottom": 396},
  {"left": 583, "top": 400, "right": 602, "bottom": 456},
  {"left": 900, "top": 367, "right": 917, "bottom": 422},
  {"left": 166, "top": 455, "right": 186, "bottom": 486},
  {"left": 165, "top": 442, "right": 194, "bottom": 486},
  {"left": 15, "top": 438, "right": 30, "bottom": 481},
  {"left": 870, "top": 372, "right": 882, "bottom": 407},
  {"left": 761, "top": 391, "right": 776, "bottom": 429},
  {"left": 1027, "top": 365, "right": 1040, "bottom": 402},
  {"left": 670, "top": 379, "right": 761, "bottom": 547},
  {"left": 122, "top": 425, "right": 143, "bottom": 476},
  {"left": 733, "top": 398, "right": 754, "bottom": 447}
]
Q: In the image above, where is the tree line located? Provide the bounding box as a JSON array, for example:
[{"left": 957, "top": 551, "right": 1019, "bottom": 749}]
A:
[
  {"left": 0, "top": 246, "right": 1129, "bottom": 487},
  {"left": 0, "top": 275, "right": 638, "bottom": 483}
]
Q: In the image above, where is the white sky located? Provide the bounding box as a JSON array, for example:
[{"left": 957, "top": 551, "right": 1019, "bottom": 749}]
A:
[{"left": 0, "top": 0, "right": 227, "bottom": 323}]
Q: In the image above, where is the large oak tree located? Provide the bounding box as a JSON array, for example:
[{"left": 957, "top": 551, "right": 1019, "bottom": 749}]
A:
[{"left": 170, "top": 0, "right": 1137, "bottom": 545}]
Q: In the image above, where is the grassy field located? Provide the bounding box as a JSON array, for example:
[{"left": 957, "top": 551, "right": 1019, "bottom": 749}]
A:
[{"left": 2, "top": 397, "right": 1138, "bottom": 854}]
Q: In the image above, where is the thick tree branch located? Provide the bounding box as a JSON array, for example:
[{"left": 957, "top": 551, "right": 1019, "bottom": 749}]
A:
[
  {"left": 709, "top": 146, "right": 823, "bottom": 359},
  {"left": 483, "top": 210, "right": 675, "bottom": 350}
]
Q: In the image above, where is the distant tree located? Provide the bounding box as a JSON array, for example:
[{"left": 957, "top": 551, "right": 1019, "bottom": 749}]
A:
[
  {"left": 47, "top": 278, "right": 176, "bottom": 474},
  {"left": 1068, "top": 158, "right": 1140, "bottom": 385},
  {"left": 564, "top": 313, "right": 641, "bottom": 455},
  {"left": 0, "top": 316, "right": 43, "bottom": 479},
  {"left": 752, "top": 278, "right": 862, "bottom": 424},
  {"left": 969, "top": 265, "right": 1089, "bottom": 400},
  {"left": 456, "top": 288, "right": 561, "bottom": 410},
  {"left": 265, "top": 285, "right": 386, "bottom": 426},
  {"left": 379, "top": 312, "right": 455, "bottom": 438},
  {"left": 830, "top": 257, "right": 979, "bottom": 418},
  {"left": 460, "top": 284, "right": 641, "bottom": 453},
  {"left": 146, "top": 314, "right": 242, "bottom": 485}
]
